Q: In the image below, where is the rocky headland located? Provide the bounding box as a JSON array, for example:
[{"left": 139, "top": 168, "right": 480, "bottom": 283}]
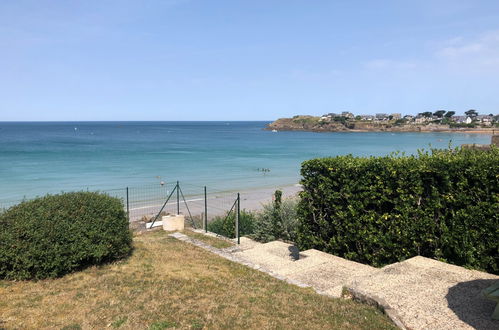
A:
[{"left": 266, "top": 115, "right": 497, "bottom": 134}]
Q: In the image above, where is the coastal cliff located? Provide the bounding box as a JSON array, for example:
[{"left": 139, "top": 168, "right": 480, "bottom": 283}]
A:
[
  {"left": 267, "top": 116, "right": 350, "bottom": 132},
  {"left": 266, "top": 115, "right": 497, "bottom": 133}
]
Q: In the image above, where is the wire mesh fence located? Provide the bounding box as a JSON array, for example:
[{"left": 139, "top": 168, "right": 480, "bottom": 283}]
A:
[
  {"left": 144, "top": 182, "right": 241, "bottom": 230},
  {"left": 0, "top": 181, "right": 241, "bottom": 231}
]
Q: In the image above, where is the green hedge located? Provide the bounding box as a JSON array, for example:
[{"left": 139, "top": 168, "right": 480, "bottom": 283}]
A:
[
  {"left": 297, "top": 147, "right": 499, "bottom": 274},
  {"left": 0, "top": 192, "right": 133, "bottom": 280},
  {"left": 207, "top": 210, "right": 255, "bottom": 238},
  {"left": 251, "top": 191, "right": 299, "bottom": 243}
]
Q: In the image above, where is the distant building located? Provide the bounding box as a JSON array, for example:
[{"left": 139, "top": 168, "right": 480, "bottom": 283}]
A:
[
  {"left": 375, "top": 113, "right": 389, "bottom": 120},
  {"left": 476, "top": 115, "right": 492, "bottom": 123},
  {"left": 341, "top": 111, "right": 354, "bottom": 119},
  {"left": 391, "top": 113, "right": 402, "bottom": 120},
  {"left": 414, "top": 116, "right": 430, "bottom": 124},
  {"left": 453, "top": 116, "right": 473, "bottom": 124},
  {"left": 360, "top": 115, "right": 375, "bottom": 121},
  {"left": 403, "top": 115, "right": 414, "bottom": 121}
]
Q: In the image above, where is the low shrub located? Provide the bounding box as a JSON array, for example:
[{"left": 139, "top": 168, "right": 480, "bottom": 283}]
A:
[
  {"left": 207, "top": 210, "right": 255, "bottom": 238},
  {"left": 449, "top": 122, "right": 476, "bottom": 128},
  {"left": 0, "top": 192, "right": 133, "bottom": 280},
  {"left": 297, "top": 147, "right": 499, "bottom": 274},
  {"left": 252, "top": 190, "right": 299, "bottom": 243}
]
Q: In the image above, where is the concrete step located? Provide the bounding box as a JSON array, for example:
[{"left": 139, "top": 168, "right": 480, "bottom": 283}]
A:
[
  {"left": 236, "top": 237, "right": 263, "bottom": 251},
  {"left": 301, "top": 249, "right": 376, "bottom": 274},
  {"left": 275, "top": 248, "right": 373, "bottom": 277},
  {"left": 237, "top": 240, "right": 300, "bottom": 259},
  {"left": 282, "top": 249, "right": 377, "bottom": 296},
  {"left": 345, "top": 256, "right": 499, "bottom": 329},
  {"left": 234, "top": 241, "right": 300, "bottom": 270},
  {"left": 235, "top": 243, "right": 378, "bottom": 297}
]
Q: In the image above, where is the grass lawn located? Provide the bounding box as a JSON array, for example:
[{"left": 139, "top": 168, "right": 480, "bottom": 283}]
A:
[{"left": 0, "top": 230, "right": 395, "bottom": 329}]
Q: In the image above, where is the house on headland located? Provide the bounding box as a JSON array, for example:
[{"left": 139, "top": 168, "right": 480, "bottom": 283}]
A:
[
  {"left": 475, "top": 115, "right": 493, "bottom": 124},
  {"left": 375, "top": 113, "right": 389, "bottom": 121},
  {"left": 360, "top": 114, "right": 375, "bottom": 121},
  {"left": 414, "top": 115, "right": 431, "bottom": 124},
  {"left": 341, "top": 111, "right": 355, "bottom": 119},
  {"left": 452, "top": 116, "right": 472, "bottom": 124}
]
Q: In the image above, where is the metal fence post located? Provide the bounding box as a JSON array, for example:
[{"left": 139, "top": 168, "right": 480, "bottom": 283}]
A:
[
  {"left": 126, "top": 187, "right": 129, "bottom": 222},
  {"left": 176, "top": 181, "right": 180, "bottom": 215},
  {"left": 204, "top": 186, "right": 208, "bottom": 233},
  {"left": 236, "top": 193, "right": 240, "bottom": 245}
]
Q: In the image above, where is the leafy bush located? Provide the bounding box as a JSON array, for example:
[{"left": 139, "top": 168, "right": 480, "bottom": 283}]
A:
[
  {"left": 449, "top": 122, "right": 476, "bottom": 128},
  {"left": 252, "top": 190, "right": 299, "bottom": 243},
  {"left": 0, "top": 192, "right": 133, "bottom": 280},
  {"left": 297, "top": 147, "right": 499, "bottom": 274},
  {"left": 207, "top": 210, "right": 255, "bottom": 238},
  {"left": 394, "top": 119, "right": 407, "bottom": 126}
]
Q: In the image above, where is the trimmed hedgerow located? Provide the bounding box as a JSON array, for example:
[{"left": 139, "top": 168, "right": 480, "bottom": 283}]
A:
[
  {"left": 0, "top": 192, "right": 132, "bottom": 280},
  {"left": 296, "top": 147, "right": 499, "bottom": 274}
]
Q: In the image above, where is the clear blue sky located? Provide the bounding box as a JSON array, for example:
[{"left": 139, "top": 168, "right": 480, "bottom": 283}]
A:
[{"left": 1, "top": 0, "right": 499, "bottom": 121}]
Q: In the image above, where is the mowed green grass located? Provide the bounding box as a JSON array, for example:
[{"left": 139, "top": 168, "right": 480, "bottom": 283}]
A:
[{"left": 0, "top": 230, "right": 396, "bottom": 329}]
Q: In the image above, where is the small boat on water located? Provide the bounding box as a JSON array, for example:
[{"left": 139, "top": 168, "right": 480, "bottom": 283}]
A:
[{"left": 272, "top": 129, "right": 278, "bottom": 132}]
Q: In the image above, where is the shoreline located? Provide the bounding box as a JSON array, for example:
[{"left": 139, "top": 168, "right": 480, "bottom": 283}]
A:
[
  {"left": 267, "top": 128, "right": 497, "bottom": 134},
  {"left": 237, "top": 183, "right": 302, "bottom": 211}
]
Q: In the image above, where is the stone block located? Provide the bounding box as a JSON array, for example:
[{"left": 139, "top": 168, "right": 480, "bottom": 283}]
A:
[{"left": 162, "top": 214, "right": 185, "bottom": 231}]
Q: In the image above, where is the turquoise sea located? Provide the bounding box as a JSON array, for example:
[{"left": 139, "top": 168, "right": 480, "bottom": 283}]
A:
[{"left": 0, "top": 121, "right": 491, "bottom": 204}]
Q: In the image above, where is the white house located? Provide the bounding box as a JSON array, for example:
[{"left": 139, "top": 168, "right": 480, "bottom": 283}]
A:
[
  {"left": 452, "top": 116, "right": 472, "bottom": 124},
  {"left": 360, "top": 115, "right": 375, "bottom": 121}
]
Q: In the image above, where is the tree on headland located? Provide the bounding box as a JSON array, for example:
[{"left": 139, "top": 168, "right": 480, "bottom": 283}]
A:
[
  {"left": 433, "top": 110, "right": 446, "bottom": 118},
  {"left": 444, "top": 111, "right": 455, "bottom": 118},
  {"left": 465, "top": 109, "right": 478, "bottom": 117}
]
